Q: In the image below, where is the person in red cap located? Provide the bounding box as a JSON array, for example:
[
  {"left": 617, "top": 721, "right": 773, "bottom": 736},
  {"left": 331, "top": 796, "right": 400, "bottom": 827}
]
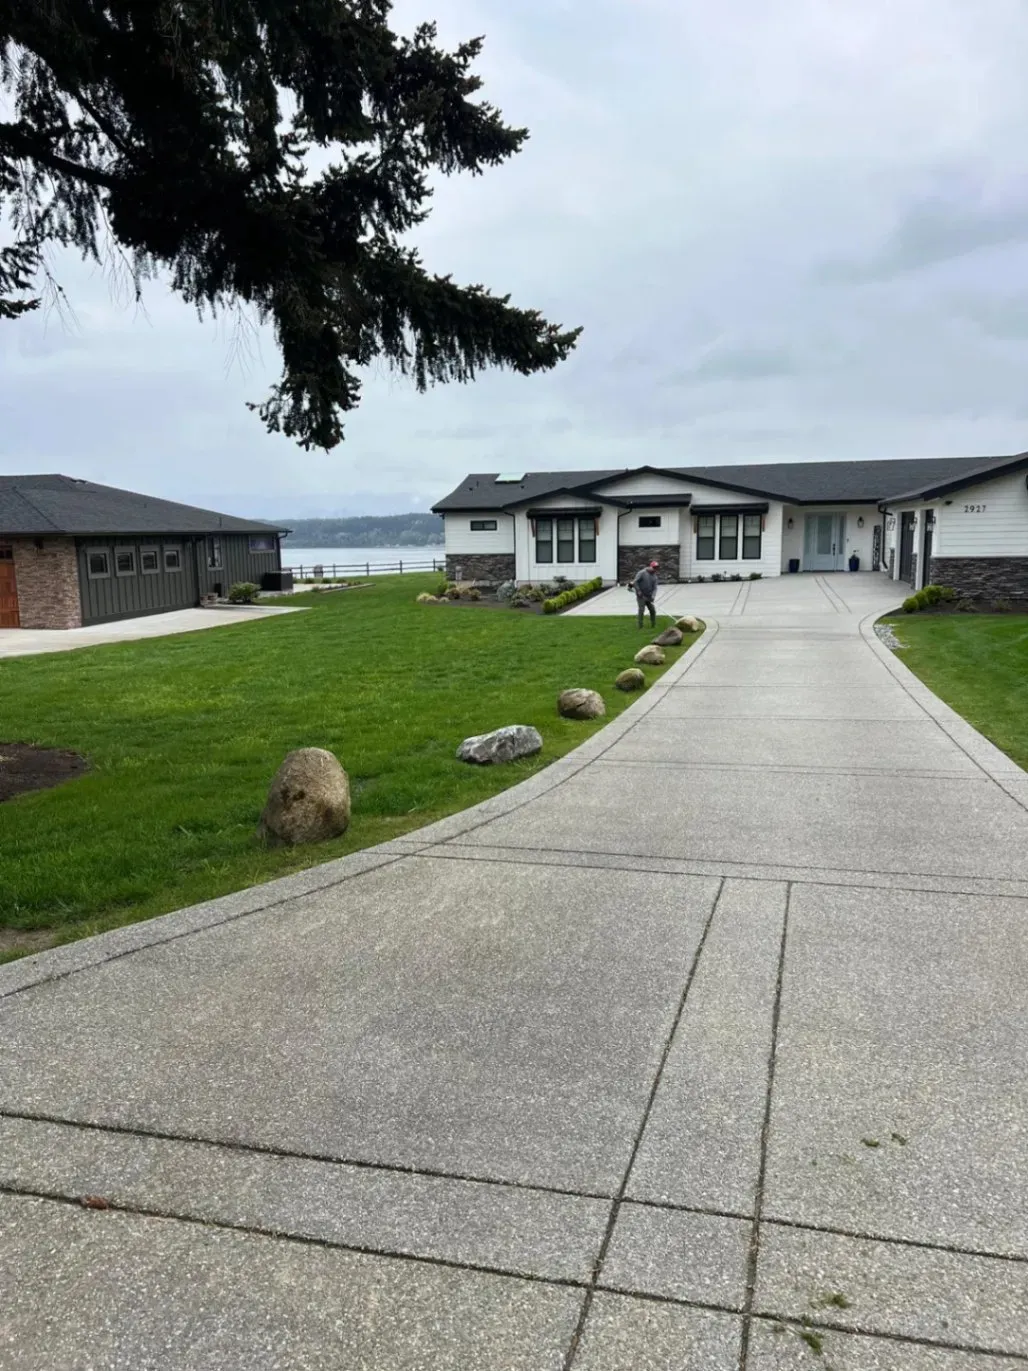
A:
[{"left": 632, "top": 560, "right": 660, "bottom": 629}]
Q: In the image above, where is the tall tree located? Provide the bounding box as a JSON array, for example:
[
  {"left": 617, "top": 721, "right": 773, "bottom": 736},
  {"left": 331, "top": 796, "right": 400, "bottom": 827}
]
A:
[{"left": 0, "top": 1, "right": 581, "bottom": 448}]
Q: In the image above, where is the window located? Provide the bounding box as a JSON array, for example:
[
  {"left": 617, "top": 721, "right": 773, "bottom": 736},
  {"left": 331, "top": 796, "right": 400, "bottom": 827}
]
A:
[
  {"left": 470, "top": 520, "right": 498, "bottom": 532},
  {"left": 742, "top": 514, "right": 762, "bottom": 560},
  {"left": 578, "top": 517, "right": 597, "bottom": 563},
  {"left": 556, "top": 517, "right": 575, "bottom": 563},
  {"left": 248, "top": 535, "right": 277, "bottom": 553},
  {"left": 140, "top": 547, "right": 160, "bottom": 574},
  {"left": 207, "top": 536, "right": 223, "bottom": 569},
  {"left": 719, "top": 513, "right": 739, "bottom": 560},
  {"left": 535, "top": 517, "right": 553, "bottom": 563},
  {"left": 696, "top": 516, "right": 715, "bottom": 560},
  {"left": 638, "top": 515, "right": 662, "bottom": 529},
  {"left": 86, "top": 548, "right": 110, "bottom": 579},
  {"left": 164, "top": 545, "right": 183, "bottom": 572},
  {"left": 115, "top": 549, "right": 137, "bottom": 577}
]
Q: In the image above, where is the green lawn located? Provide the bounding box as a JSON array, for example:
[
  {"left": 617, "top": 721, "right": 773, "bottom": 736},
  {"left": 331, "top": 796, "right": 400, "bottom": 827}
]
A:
[
  {"left": 0, "top": 575, "right": 695, "bottom": 957},
  {"left": 885, "top": 614, "right": 1028, "bottom": 770}
]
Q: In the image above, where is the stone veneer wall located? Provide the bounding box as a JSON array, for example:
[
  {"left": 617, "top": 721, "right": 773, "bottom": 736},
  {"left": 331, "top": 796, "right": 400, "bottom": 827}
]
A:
[
  {"left": 445, "top": 552, "right": 516, "bottom": 583},
  {"left": 11, "top": 537, "right": 82, "bottom": 628},
  {"left": 909, "top": 551, "right": 918, "bottom": 589},
  {"left": 929, "top": 557, "right": 1028, "bottom": 602},
  {"left": 618, "top": 544, "right": 680, "bottom": 583}
]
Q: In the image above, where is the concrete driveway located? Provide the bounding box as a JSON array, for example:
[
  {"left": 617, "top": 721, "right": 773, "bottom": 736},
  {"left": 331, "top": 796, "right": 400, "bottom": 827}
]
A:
[
  {"left": 2, "top": 574, "right": 1027, "bottom": 1370},
  {"left": 0, "top": 604, "right": 304, "bottom": 659}
]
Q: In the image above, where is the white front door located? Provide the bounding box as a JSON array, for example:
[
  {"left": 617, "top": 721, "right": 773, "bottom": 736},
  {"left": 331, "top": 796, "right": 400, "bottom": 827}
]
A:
[{"left": 804, "top": 514, "right": 846, "bottom": 571}]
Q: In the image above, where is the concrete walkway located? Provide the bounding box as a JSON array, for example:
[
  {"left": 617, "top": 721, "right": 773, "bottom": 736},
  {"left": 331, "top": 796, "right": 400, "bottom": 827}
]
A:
[
  {"left": 0, "top": 604, "right": 304, "bottom": 659},
  {"left": 2, "top": 574, "right": 1027, "bottom": 1370}
]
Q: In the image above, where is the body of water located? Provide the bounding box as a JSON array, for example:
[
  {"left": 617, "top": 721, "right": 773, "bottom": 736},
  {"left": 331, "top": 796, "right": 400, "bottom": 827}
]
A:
[{"left": 280, "top": 546, "right": 445, "bottom": 576}]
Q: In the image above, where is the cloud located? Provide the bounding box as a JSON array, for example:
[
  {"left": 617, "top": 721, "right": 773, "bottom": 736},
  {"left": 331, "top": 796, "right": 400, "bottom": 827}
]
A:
[{"left": 4, "top": 0, "right": 1028, "bottom": 513}]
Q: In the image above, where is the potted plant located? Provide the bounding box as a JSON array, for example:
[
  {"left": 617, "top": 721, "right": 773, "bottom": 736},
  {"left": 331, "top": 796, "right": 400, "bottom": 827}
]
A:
[{"left": 848, "top": 553, "right": 860, "bottom": 572}]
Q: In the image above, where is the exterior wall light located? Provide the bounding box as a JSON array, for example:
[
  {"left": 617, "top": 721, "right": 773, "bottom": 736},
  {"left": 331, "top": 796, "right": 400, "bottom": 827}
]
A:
[{"left": 857, "top": 516, "right": 864, "bottom": 527}]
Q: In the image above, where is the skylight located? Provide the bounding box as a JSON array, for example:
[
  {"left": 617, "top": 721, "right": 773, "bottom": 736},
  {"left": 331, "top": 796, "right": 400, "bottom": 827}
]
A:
[{"left": 495, "top": 473, "right": 525, "bottom": 483}]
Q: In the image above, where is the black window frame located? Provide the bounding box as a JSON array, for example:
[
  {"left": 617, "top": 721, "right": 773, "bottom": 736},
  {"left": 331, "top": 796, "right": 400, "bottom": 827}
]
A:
[
  {"left": 248, "top": 535, "right": 277, "bottom": 553},
  {"left": 207, "top": 535, "right": 223, "bottom": 570},
  {"left": 469, "top": 519, "right": 498, "bottom": 532},
  {"left": 578, "top": 517, "right": 597, "bottom": 564},
  {"left": 86, "top": 547, "right": 111, "bottom": 579},
  {"left": 114, "top": 548, "right": 137, "bottom": 578},
  {"left": 742, "top": 514, "right": 762, "bottom": 560},
  {"left": 719, "top": 513, "right": 739, "bottom": 560},
  {"left": 556, "top": 517, "right": 576, "bottom": 564},
  {"left": 140, "top": 546, "right": 160, "bottom": 574},
  {"left": 696, "top": 515, "right": 715, "bottom": 561},
  {"left": 535, "top": 516, "right": 553, "bottom": 564},
  {"left": 164, "top": 545, "right": 183, "bottom": 573},
  {"left": 638, "top": 514, "right": 662, "bottom": 529}
]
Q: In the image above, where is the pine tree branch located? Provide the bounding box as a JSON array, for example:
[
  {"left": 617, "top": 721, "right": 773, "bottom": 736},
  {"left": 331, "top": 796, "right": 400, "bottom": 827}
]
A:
[{"left": 0, "top": 122, "right": 116, "bottom": 190}]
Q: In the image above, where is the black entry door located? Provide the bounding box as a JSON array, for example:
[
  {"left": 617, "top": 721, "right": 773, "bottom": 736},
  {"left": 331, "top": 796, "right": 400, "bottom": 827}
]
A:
[
  {"left": 922, "top": 511, "right": 934, "bottom": 587},
  {"left": 899, "top": 512, "right": 915, "bottom": 583}
]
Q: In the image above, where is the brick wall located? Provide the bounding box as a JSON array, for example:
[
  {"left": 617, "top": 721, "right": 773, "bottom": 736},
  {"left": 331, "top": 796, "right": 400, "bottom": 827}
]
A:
[
  {"left": 618, "top": 543, "right": 680, "bottom": 583},
  {"left": 11, "top": 538, "right": 82, "bottom": 629},
  {"left": 929, "top": 556, "right": 1028, "bottom": 603},
  {"left": 445, "top": 552, "right": 516, "bottom": 584}
]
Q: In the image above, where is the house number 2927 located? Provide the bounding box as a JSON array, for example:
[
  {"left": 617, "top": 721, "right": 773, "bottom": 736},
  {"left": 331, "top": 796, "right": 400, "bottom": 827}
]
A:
[{"left": 963, "top": 504, "right": 987, "bottom": 513}]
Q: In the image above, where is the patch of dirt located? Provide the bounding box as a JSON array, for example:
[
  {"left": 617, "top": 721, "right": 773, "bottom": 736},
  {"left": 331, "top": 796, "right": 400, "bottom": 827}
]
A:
[
  {"left": 0, "top": 927, "right": 59, "bottom": 958},
  {"left": 0, "top": 742, "right": 89, "bottom": 803}
]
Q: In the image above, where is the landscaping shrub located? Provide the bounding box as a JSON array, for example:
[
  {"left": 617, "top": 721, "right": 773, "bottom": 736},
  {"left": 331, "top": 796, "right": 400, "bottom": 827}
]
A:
[
  {"left": 467, "top": 588, "right": 481, "bottom": 601},
  {"left": 542, "top": 576, "right": 603, "bottom": 615},
  {"left": 227, "top": 582, "right": 261, "bottom": 604},
  {"left": 748, "top": 572, "right": 762, "bottom": 580},
  {"left": 445, "top": 585, "right": 462, "bottom": 600},
  {"left": 902, "top": 596, "right": 920, "bottom": 613}
]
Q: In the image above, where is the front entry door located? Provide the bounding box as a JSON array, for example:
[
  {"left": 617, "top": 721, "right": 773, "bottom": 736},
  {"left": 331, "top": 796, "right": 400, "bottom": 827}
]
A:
[
  {"left": 804, "top": 514, "right": 845, "bottom": 571},
  {"left": 0, "top": 546, "right": 19, "bottom": 627},
  {"left": 899, "top": 512, "right": 915, "bottom": 583}
]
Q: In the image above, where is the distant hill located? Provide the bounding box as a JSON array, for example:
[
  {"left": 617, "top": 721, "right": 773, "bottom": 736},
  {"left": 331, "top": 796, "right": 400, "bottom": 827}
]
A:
[{"left": 280, "top": 513, "right": 444, "bottom": 547}]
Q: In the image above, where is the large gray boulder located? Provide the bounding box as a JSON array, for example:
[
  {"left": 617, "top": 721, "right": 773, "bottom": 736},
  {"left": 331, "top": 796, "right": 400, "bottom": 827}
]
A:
[
  {"left": 557, "top": 688, "right": 606, "bottom": 720},
  {"left": 258, "top": 748, "right": 351, "bottom": 847},
  {"left": 634, "top": 645, "right": 665, "bottom": 666},
  {"left": 676, "top": 615, "right": 702, "bottom": 632},
  {"left": 652, "top": 626, "right": 683, "bottom": 647},
  {"left": 457, "top": 725, "right": 543, "bottom": 765},
  {"left": 615, "top": 668, "right": 646, "bottom": 691}
]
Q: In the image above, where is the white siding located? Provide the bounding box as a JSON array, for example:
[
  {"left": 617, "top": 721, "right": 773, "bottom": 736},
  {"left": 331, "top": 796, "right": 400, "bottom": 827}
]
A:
[
  {"left": 444, "top": 512, "right": 514, "bottom": 555},
  {"left": 513, "top": 498, "right": 617, "bottom": 582},
  {"left": 619, "top": 507, "right": 681, "bottom": 546},
  {"left": 933, "top": 471, "right": 1028, "bottom": 557},
  {"left": 595, "top": 472, "right": 768, "bottom": 504}
]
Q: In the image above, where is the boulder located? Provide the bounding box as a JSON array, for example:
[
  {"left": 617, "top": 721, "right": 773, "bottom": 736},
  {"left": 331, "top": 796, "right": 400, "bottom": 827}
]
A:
[
  {"left": 652, "top": 627, "right": 683, "bottom": 647},
  {"left": 557, "top": 688, "right": 606, "bottom": 720},
  {"left": 634, "top": 645, "right": 665, "bottom": 666},
  {"left": 258, "top": 748, "right": 351, "bottom": 847},
  {"left": 676, "top": 615, "right": 702, "bottom": 632},
  {"left": 457, "top": 725, "right": 543, "bottom": 765},
  {"left": 615, "top": 668, "right": 646, "bottom": 692}
]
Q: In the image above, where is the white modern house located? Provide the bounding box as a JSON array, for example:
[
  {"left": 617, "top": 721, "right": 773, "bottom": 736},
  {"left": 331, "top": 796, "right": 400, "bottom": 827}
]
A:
[{"left": 433, "top": 453, "right": 1028, "bottom": 601}]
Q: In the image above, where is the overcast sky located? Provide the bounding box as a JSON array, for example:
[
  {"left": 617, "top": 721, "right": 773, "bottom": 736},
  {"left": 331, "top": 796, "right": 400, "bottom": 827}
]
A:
[{"left": 4, "top": 0, "right": 1028, "bottom": 517}]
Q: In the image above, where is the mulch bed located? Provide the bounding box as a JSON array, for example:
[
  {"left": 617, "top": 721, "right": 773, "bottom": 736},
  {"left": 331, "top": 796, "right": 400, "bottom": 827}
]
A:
[{"left": 0, "top": 742, "right": 89, "bottom": 803}]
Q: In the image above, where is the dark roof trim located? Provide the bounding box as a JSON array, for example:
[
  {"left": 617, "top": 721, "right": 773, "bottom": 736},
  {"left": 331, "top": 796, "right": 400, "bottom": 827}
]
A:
[
  {"left": 502, "top": 485, "right": 609, "bottom": 511},
  {"left": 527, "top": 506, "right": 603, "bottom": 519},
  {"left": 691, "top": 502, "right": 770, "bottom": 516},
  {"left": 591, "top": 465, "right": 786, "bottom": 503},
  {"left": 882, "top": 450, "right": 1028, "bottom": 503}
]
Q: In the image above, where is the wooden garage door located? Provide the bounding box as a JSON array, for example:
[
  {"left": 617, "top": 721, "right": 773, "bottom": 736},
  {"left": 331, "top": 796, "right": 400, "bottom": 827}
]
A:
[{"left": 0, "top": 546, "right": 20, "bottom": 627}]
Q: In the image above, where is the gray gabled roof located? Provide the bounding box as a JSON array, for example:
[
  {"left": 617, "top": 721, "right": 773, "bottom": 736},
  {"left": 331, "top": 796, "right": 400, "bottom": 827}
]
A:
[
  {"left": 0, "top": 475, "right": 288, "bottom": 537},
  {"left": 432, "top": 455, "right": 1027, "bottom": 512}
]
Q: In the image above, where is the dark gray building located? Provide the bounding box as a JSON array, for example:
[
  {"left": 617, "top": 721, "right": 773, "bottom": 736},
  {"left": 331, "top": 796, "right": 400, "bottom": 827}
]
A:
[{"left": 0, "top": 475, "right": 289, "bottom": 630}]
